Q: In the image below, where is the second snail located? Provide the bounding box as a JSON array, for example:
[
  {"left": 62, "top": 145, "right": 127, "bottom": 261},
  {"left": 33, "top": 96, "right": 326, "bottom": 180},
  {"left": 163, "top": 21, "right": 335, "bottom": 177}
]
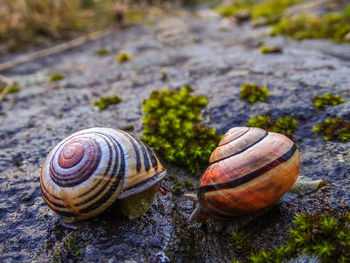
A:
[{"left": 184, "top": 126, "right": 301, "bottom": 221}]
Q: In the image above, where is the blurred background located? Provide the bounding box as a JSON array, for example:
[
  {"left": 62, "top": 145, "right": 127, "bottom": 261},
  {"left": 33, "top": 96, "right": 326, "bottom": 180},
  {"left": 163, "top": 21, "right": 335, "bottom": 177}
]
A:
[{"left": 1, "top": 0, "right": 349, "bottom": 55}]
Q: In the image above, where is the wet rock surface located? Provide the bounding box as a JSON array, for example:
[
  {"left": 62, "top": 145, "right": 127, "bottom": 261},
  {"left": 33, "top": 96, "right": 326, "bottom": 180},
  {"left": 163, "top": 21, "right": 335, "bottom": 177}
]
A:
[{"left": 0, "top": 10, "right": 350, "bottom": 263}]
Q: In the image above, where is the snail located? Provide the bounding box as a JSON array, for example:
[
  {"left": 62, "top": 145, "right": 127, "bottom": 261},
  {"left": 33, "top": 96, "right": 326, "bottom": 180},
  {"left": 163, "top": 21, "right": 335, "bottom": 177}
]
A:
[
  {"left": 184, "top": 127, "right": 300, "bottom": 221},
  {"left": 40, "top": 127, "right": 166, "bottom": 223}
]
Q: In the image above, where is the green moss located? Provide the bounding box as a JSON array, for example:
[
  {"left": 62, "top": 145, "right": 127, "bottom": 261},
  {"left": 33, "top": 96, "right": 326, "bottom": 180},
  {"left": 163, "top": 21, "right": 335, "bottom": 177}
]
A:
[
  {"left": 0, "top": 85, "right": 21, "bottom": 98},
  {"left": 240, "top": 83, "right": 269, "bottom": 104},
  {"left": 142, "top": 86, "right": 222, "bottom": 175},
  {"left": 183, "top": 179, "right": 194, "bottom": 191},
  {"left": 161, "top": 70, "right": 168, "bottom": 81},
  {"left": 125, "top": 11, "right": 143, "bottom": 22},
  {"left": 247, "top": 115, "right": 274, "bottom": 130},
  {"left": 248, "top": 213, "right": 350, "bottom": 263},
  {"left": 272, "top": 11, "right": 350, "bottom": 42},
  {"left": 313, "top": 93, "right": 345, "bottom": 110},
  {"left": 116, "top": 52, "right": 132, "bottom": 63},
  {"left": 250, "top": 0, "right": 304, "bottom": 22},
  {"left": 247, "top": 115, "right": 298, "bottom": 137},
  {"left": 231, "top": 231, "right": 246, "bottom": 249},
  {"left": 168, "top": 175, "right": 194, "bottom": 195},
  {"left": 169, "top": 174, "right": 185, "bottom": 195},
  {"left": 92, "top": 95, "right": 123, "bottom": 110},
  {"left": 96, "top": 48, "right": 111, "bottom": 56},
  {"left": 215, "top": 5, "right": 248, "bottom": 18},
  {"left": 49, "top": 74, "right": 65, "bottom": 82},
  {"left": 215, "top": 0, "right": 304, "bottom": 23},
  {"left": 51, "top": 234, "right": 81, "bottom": 261},
  {"left": 259, "top": 45, "right": 283, "bottom": 54},
  {"left": 313, "top": 118, "right": 350, "bottom": 142}
]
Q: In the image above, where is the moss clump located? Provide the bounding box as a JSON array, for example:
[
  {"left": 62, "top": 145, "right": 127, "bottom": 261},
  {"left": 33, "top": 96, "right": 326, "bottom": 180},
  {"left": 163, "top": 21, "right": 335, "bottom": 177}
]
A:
[
  {"left": 259, "top": 45, "right": 283, "bottom": 54},
  {"left": 125, "top": 11, "right": 143, "bottom": 22},
  {"left": 313, "top": 93, "right": 345, "bottom": 110},
  {"left": 116, "top": 52, "right": 132, "bottom": 63},
  {"left": 92, "top": 95, "right": 123, "bottom": 110},
  {"left": 183, "top": 179, "right": 194, "bottom": 191},
  {"left": 215, "top": 5, "right": 249, "bottom": 18},
  {"left": 272, "top": 9, "right": 350, "bottom": 42},
  {"left": 169, "top": 175, "right": 195, "bottom": 195},
  {"left": 169, "top": 175, "right": 185, "bottom": 195},
  {"left": 161, "top": 70, "right": 168, "bottom": 81},
  {"left": 248, "top": 213, "right": 350, "bottom": 263},
  {"left": 53, "top": 234, "right": 81, "bottom": 262},
  {"left": 313, "top": 118, "right": 350, "bottom": 142},
  {"left": 0, "top": 85, "right": 21, "bottom": 98},
  {"left": 96, "top": 48, "right": 111, "bottom": 56},
  {"left": 240, "top": 83, "right": 269, "bottom": 104},
  {"left": 142, "top": 86, "right": 222, "bottom": 175},
  {"left": 215, "top": 0, "right": 304, "bottom": 23},
  {"left": 247, "top": 115, "right": 298, "bottom": 137},
  {"left": 49, "top": 74, "right": 65, "bottom": 82},
  {"left": 250, "top": 0, "right": 304, "bottom": 22}
]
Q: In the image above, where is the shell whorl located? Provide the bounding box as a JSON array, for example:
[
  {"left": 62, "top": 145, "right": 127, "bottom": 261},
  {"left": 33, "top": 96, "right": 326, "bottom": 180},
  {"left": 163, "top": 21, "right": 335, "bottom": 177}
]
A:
[
  {"left": 40, "top": 127, "right": 165, "bottom": 222},
  {"left": 50, "top": 137, "right": 103, "bottom": 187},
  {"left": 199, "top": 127, "right": 300, "bottom": 218}
]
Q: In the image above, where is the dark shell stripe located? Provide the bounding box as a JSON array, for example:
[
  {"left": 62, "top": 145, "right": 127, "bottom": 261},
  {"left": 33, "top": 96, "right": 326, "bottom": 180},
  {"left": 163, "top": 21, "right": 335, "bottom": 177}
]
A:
[
  {"left": 40, "top": 179, "right": 74, "bottom": 217},
  {"left": 77, "top": 133, "right": 125, "bottom": 214},
  {"left": 76, "top": 132, "right": 123, "bottom": 199},
  {"left": 74, "top": 133, "right": 117, "bottom": 206},
  {"left": 121, "top": 131, "right": 142, "bottom": 172},
  {"left": 200, "top": 143, "right": 297, "bottom": 193},
  {"left": 49, "top": 137, "right": 102, "bottom": 187},
  {"left": 118, "top": 170, "right": 166, "bottom": 199},
  {"left": 40, "top": 173, "right": 62, "bottom": 200},
  {"left": 123, "top": 170, "right": 164, "bottom": 191},
  {"left": 219, "top": 127, "right": 250, "bottom": 147},
  {"left": 139, "top": 141, "right": 151, "bottom": 171},
  {"left": 43, "top": 197, "right": 75, "bottom": 218},
  {"left": 211, "top": 130, "right": 268, "bottom": 165},
  {"left": 41, "top": 187, "right": 65, "bottom": 208},
  {"left": 40, "top": 178, "right": 63, "bottom": 205},
  {"left": 119, "top": 129, "right": 155, "bottom": 173},
  {"left": 145, "top": 144, "right": 158, "bottom": 169}
]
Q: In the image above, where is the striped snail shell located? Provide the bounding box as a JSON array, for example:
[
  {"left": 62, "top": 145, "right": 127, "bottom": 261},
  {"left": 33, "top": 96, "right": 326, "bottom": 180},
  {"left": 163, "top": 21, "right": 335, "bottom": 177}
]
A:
[
  {"left": 40, "top": 127, "right": 166, "bottom": 223},
  {"left": 184, "top": 127, "right": 300, "bottom": 221}
]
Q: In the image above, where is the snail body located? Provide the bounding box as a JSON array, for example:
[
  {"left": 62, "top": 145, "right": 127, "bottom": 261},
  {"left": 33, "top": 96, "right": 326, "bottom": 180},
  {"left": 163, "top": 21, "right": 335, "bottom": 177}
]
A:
[
  {"left": 184, "top": 127, "right": 300, "bottom": 221},
  {"left": 40, "top": 127, "right": 166, "bottom": 223}
]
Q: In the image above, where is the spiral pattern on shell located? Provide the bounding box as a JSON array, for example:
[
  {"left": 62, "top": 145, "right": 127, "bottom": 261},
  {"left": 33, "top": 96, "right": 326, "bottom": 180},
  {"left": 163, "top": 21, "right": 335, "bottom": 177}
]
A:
[
  {"left": 40, "top": 127, "right": 165, "bottom": 222},
  {"left": 199, "top": 127, "right": 300, "bottom": 218}
]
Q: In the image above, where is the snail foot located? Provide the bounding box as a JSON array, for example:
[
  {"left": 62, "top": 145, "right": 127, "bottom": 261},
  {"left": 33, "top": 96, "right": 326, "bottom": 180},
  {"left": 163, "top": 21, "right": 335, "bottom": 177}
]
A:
[
  {"left": 58, "top": 218, "right": 78, "bottom": 230},
  {"left": 289, "top": 176, "right": 329, "bottom": 195}
]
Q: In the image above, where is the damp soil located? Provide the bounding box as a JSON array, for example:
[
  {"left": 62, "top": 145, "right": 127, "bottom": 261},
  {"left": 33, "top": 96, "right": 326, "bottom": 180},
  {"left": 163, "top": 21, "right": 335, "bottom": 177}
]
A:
[{"left": 0, "top": 8, "right": 350, "bottom": 263}]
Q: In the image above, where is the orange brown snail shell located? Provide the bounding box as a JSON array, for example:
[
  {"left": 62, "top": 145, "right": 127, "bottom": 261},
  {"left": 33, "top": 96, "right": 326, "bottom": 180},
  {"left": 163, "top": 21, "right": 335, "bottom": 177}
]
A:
[
  {"left": 40, "top": 127, "right": 166, "bottom": 223},
  {"left": 184, "top": 127, "right": 300, "bottom": 221}
]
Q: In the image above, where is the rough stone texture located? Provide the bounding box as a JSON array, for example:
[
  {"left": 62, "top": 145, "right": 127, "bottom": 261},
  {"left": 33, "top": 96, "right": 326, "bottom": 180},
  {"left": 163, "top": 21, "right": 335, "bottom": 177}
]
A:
[{"left": 0, "top": 9, "right": 350, "bottom": 263}]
